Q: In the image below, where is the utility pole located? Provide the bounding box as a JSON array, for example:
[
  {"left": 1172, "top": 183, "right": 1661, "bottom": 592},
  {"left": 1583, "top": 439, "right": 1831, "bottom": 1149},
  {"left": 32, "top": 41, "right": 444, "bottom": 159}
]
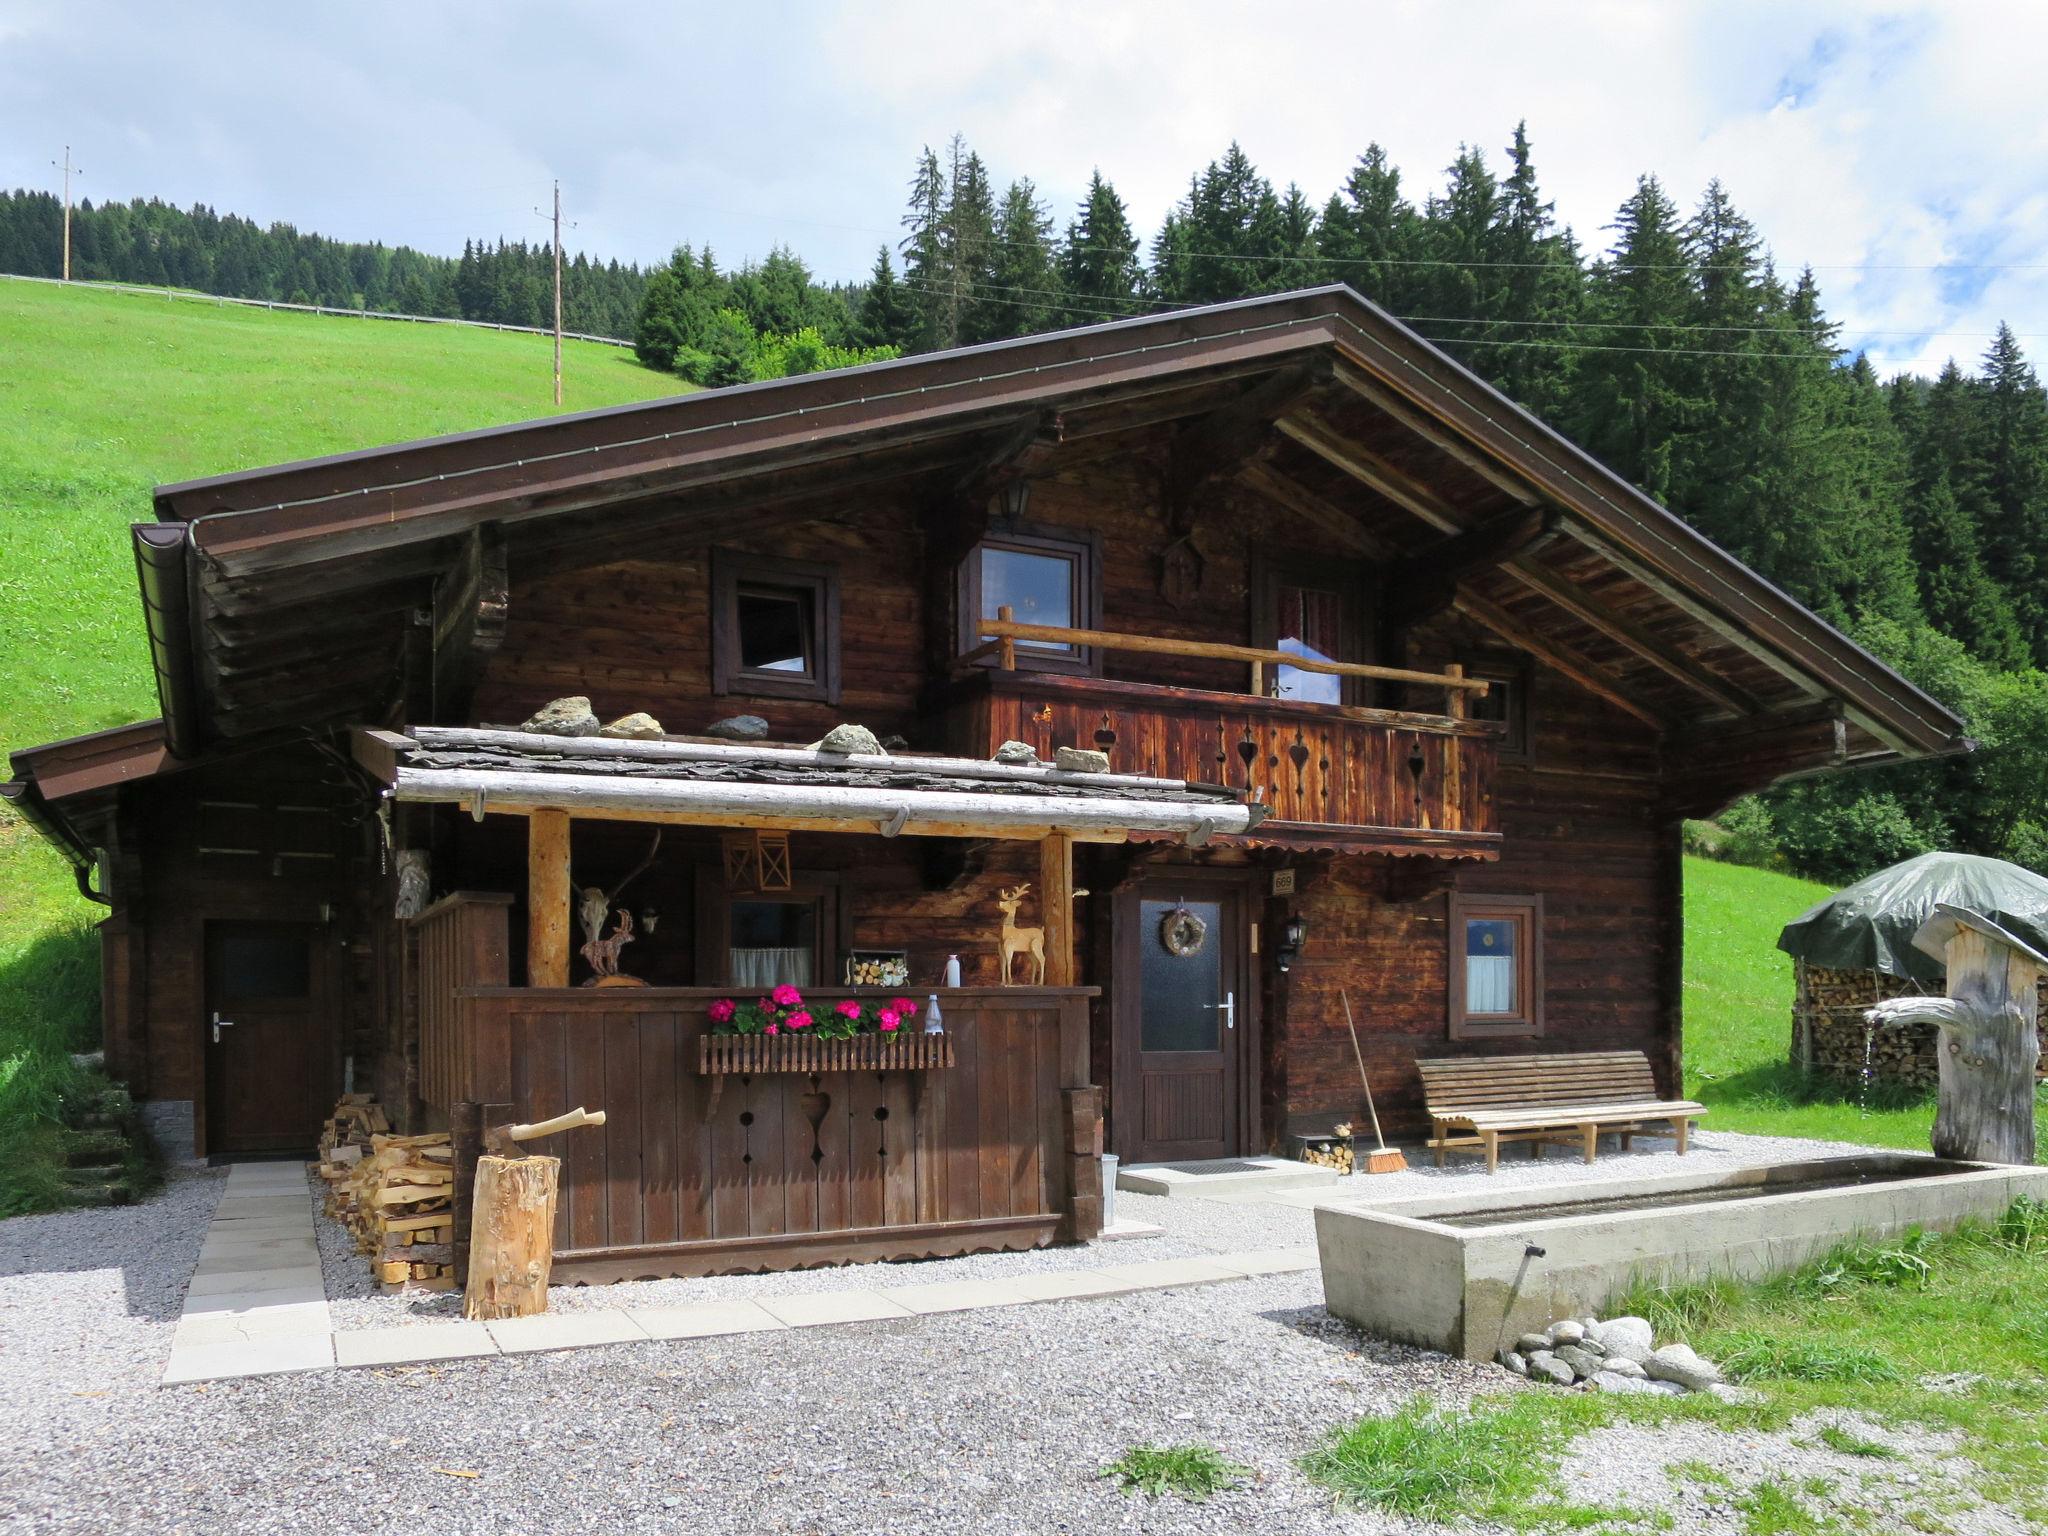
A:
[
  {"left": 50, "top": 146, "right": 82, "bottom": 281},
  {"left": 534, "top": 180, "right": 572, "bottom": 407}
]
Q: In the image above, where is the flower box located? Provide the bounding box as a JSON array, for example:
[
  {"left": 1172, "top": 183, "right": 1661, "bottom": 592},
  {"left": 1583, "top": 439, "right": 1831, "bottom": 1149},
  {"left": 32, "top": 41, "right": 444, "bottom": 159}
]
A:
[{"left": 697, "top": 1032, "right": 955, "bottom": 1076}]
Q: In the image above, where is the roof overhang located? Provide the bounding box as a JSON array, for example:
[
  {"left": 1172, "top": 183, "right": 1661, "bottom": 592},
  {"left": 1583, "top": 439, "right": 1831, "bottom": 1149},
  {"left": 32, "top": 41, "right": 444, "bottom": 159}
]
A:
[
  {"left": 360, "top": 727, "right": 1267, "bottom": 845},
  {"left": 125, "top": 286, "right": 1966, "bottom": 777}
]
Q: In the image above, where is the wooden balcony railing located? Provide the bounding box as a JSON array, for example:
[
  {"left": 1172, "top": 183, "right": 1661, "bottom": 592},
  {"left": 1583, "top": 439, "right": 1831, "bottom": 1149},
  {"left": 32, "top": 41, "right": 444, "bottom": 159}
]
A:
[
  {"left": 943, "top": 667, "right": 1502, "bottom": 852},
  {"left": 961, "top": 607, "right": 1490, "bottom": 717}
]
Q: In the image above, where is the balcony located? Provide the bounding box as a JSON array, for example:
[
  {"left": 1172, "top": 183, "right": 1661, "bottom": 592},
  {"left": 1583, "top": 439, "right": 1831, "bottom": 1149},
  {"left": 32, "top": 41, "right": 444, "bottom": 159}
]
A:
[{"left": 941, "top": 614, "right": 1502, "bottom": 858}]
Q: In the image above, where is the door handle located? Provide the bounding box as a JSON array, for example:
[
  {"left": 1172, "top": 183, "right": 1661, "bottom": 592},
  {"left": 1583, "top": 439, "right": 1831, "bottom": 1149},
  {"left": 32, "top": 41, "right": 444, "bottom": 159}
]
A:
[
  {"left": 211, "top": 1012, "right": 236, "bottom": 1044},
  {"left": 1213, "top": 992, "right": 1235, "bottom": 1031}
]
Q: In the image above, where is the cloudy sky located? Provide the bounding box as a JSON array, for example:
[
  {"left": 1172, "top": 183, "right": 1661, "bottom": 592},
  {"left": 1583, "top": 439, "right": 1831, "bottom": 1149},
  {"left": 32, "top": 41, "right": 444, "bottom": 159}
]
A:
[{"left": 3, "top": 0, "right": 2044, "bottom": 375}]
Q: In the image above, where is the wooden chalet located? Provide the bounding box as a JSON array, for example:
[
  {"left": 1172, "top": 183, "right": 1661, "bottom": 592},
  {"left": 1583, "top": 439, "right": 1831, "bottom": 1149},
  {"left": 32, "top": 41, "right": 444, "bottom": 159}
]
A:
[{"left": 6, "top": 286, "right": 1968, "bottom": 1280}]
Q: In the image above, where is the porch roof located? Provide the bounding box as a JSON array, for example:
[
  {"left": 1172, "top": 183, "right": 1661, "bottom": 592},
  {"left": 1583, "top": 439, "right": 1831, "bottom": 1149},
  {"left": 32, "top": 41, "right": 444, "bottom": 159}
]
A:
[{"left": 354, "top": 726, "right": 1267, "bottom": 844}]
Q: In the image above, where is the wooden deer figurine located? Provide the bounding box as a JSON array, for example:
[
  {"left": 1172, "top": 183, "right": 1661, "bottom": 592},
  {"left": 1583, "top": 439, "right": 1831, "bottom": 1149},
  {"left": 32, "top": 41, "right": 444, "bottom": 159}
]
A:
[{"left": 997, "top": 883, "right": 1046, "bottom": 986}]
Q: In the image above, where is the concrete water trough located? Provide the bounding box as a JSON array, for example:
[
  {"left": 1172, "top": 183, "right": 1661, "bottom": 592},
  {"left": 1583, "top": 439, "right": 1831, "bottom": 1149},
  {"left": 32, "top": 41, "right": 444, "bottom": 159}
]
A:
[{"left": 1315, "top": 1154, "right": 2048, "bottom": 1362}]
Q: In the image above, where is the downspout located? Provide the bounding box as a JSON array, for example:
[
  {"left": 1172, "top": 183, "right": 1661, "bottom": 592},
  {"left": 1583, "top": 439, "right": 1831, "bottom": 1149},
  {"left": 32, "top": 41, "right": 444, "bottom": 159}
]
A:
[
  {"left": 0, "top": 779, "right": 109, "bottom": 904},
  {"left": 132, "top": 523, "right": 203, "bottom": 759}
]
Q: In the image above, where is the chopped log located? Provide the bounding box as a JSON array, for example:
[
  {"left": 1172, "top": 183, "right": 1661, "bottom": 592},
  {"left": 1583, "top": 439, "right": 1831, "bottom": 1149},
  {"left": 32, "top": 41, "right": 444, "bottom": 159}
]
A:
[{"left": 463, "top": 1154, "right": 560, "bottom": 1321}]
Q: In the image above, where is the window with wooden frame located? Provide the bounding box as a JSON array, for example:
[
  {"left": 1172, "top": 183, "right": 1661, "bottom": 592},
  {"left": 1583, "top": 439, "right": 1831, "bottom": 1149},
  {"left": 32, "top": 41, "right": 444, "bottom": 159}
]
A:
[
  {"left": 711, "top": 549, "right": 841, "bottom": 703},
  {"left": 957, "top": 526, "right": 1101, "bottom": 675},
  {"left": 1463, "top": 651, "right": 1531, "bottom": 760},
  {"left": 693, "top": 866, "right": 846, "bottom": 989},
  {"left": 1251, "top": 552, "right": 1373, "bottom": 706},
  {"left": 1448, "top": 892, "right": 1544, "bottom": 1039}
]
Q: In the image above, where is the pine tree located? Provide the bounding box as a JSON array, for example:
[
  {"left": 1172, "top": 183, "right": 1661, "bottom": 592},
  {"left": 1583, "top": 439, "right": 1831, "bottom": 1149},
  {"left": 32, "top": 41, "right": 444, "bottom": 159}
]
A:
[
  {"left": 1977, "top": 323, "right": 2048, "bottom": 659},
  {"left": 1314, "top": 145, "right": 1422, "bottom": 311},
  {"left": 1570, "top": 176, "right": 1696, "bottom": 502},
  {"left": 978, "top": 178, "right": 1058, "bottom": 340},
  {"left": 1151, "top": 143, "right": 1279, "bottom": 304},
  {"left": 1058, "top": 170, "right": 1143, "bottom": 326},
  {"left": 899, "top": 145, "right": 949, "bottom": 350},
  {"left": 1485, "top": 123, "right": 1582, "bottom": 418},
  {"left": 855, "top": 246, "right": 915, "bottom": 350}
]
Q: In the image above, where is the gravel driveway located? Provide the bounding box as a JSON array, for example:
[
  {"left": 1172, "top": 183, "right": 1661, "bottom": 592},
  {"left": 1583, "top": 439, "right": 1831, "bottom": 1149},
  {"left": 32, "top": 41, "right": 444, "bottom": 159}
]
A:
[{"left": 0, "top": 1129, "right": 2021, "bottom": 1535}]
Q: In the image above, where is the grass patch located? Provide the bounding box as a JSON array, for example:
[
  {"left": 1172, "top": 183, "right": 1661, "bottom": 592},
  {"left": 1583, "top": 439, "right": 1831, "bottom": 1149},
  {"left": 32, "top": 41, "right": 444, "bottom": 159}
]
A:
[
  {"left": 0, "top": 281, "right": 685, "bottom": 1207},
  {"left": 1301, "top": 1394, "right": 1658, "bottom": 1530},
  {"left": 1813, "top": 1425, "right": 1897, "bottom": 1459},
  {"left": 1306, "top": 1207, "right": 2048, "bottom": 1528},
  {"left": 1101, "top": 1444, "right": 1251, "bottom": 1502}
]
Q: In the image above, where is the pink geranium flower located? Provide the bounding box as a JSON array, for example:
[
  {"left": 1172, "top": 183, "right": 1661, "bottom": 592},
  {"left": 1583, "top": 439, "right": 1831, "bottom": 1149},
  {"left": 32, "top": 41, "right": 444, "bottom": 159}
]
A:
[
  {"left": 786, "top": 1010, "right": 814, "bottom": 1031},
  {"left": 878, "top": 1010, "right": 901, "bottom": 1032},
  {"left": 706, "top": 999, "right": 736, "bottom": 1024},
  {"left": 763, "top": 1024, "right": 780, "bottom": 1036},
  {"left": 890, "top": 997, "right": 916, "bottom": 1016},
  {"left": 834, "top": 999, "right": 862, "bottom": 1020},
  {"left": 771, "top": 983, "right": 804, "bottom": 1008}
]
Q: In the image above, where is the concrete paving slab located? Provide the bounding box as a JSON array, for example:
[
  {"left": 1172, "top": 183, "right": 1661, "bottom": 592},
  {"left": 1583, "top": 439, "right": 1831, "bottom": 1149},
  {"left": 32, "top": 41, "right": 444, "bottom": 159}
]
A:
[
  {"left": 335, "top": 1323, "right": 499, "bottom": 1368},
  {"left": 182, "top": 1283, "right": 331, "bottom": 1314},
  {"left": 1095, "top": 1256, "right": 1242, "bottom": 1289},
  {"left": 1208, "top": 1247, "right": 1319, "bottom": 1277},
  {"left": 1004, "top": 1268, "right": 1152, "bottom": 1302},
  {"left": 173, "top": 1304, "right": 333, "bottom": 1347},
  {"left": 631, "top": 1300, "right": 788, "bottom": 1340},
  {"left": 757, "top": 1290, "right": 916, "bottom": 1328},
  {"left": 185, "top": 1267, "right": 326, "bottom": 1299},
  {"left": 198, "top": 1235, "right": 318, "bottom": 1259},
  {"left": 486, "top": 1311, "right": 649, "bottom": 1354},
  {"left": 193, "top": 1249, "right": 320, "bottom": 1277},
  {"left": 879, "top": 1279, "right": 1034, "bottom": 1315},
  {"left": 210, "top": 1197, "right": 310, "bottom": 1219},
  {"left": 161, "top": 1333, "right": 334, "bottom": 1385},
  {"left": 1095, "top": 1219, "right": 1166, "bottom": 1242},
  {"left": 1116, "top": 1156, "right": 1339, "bottom": 1199}
]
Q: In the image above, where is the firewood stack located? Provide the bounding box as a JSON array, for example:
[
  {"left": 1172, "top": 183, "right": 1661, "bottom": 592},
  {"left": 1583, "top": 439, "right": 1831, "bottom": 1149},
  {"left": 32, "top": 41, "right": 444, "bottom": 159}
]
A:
[
  {"left": 316, "top": 1097, "right": 457, "bottom": 1293},
  {"left": 1793, "top": 963, "right": 2048, "bottom": 1090}
]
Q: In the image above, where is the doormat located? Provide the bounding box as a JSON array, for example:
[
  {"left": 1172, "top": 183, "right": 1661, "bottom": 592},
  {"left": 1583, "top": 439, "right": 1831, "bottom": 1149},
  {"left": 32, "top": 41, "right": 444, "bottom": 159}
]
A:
[{"left": 1157, "top": 1160, "right": 1274, "bottom": 1176}]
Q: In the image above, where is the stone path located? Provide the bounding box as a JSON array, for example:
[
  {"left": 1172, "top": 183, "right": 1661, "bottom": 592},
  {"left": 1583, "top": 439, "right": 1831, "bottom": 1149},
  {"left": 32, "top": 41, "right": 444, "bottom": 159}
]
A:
[
  {"left": 163, "top": 1160, "right": 332, "bottom": 1384},
  {"left": 163, "top": 1163, "right": 1315, "bottom": 1387}
]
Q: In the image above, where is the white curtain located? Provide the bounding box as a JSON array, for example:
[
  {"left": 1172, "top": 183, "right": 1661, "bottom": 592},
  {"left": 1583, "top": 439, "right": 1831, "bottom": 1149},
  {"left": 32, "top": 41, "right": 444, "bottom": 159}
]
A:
[
  {"left": 1466, "top": 955, "right": 1516, "bottom": 1014},
  {"left": 731, "top": 948, "right": 813, "bottom": 989}
]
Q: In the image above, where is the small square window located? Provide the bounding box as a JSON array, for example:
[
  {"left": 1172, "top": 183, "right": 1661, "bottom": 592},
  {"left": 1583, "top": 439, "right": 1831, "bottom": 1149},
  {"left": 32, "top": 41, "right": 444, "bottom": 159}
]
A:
[
  {"left": 1466, "top": 654, "right": 1530, "bottom": 758},
  {"left": 1448, "top": 892, "right": 1543, "bottom": 1038},
  {"left": 712, "top": 550, "right": 840, "bottom": 703},
  {"left": 959, "top": 526, "right": 1099, "bottom": 675}
]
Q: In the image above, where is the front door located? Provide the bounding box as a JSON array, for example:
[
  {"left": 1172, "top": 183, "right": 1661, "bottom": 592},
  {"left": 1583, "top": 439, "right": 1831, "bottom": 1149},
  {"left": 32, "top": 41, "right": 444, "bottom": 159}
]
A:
[
  {"left": 204, "top": 921, "right": 332, "bottom": 1155},
  {"left": 1116, "top": 877, "right": 1252, "bottom": 1162}
]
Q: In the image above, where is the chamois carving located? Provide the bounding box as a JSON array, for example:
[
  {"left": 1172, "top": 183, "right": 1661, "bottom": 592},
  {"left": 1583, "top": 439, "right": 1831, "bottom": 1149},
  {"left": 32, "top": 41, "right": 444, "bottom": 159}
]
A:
[{"left": 997, "top": 883, "right": 1046, "bottom": 986}]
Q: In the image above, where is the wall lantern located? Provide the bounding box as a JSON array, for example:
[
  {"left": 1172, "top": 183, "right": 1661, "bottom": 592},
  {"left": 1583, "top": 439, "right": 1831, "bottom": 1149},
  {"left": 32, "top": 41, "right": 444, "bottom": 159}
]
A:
[
  {"left": 1275, "top": 914, "right": 1307, "bottom": 972},
  {"left": 997, "top": 478, "right": 1031, "bottom": 529}
]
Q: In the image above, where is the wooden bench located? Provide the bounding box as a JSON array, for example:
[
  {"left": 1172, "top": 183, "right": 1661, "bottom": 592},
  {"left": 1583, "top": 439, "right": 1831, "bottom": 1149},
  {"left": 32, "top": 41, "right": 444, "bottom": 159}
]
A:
[{"left": 1416, "top": 1051, "right": 1706, "bottom": 1172}]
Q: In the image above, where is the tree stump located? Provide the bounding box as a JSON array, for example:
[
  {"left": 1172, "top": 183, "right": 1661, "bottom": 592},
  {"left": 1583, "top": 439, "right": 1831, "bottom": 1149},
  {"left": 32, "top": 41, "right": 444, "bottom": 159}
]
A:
[
  {"left": 1868, "top": 907, "right": 2043, "bottom": 1165},
  {"left": 463, "top": 1153, "right": 560, "bottom": 1321}
]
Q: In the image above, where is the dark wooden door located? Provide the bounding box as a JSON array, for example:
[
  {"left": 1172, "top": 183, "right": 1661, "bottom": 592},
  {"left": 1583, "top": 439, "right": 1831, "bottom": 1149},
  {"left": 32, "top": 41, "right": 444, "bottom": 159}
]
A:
[
  {"left": 1116, "top": 878, "right": 1252, "bottom": 1162},
  {"left": 204, "top": 921, "right": 332, "bottom": 1155}
]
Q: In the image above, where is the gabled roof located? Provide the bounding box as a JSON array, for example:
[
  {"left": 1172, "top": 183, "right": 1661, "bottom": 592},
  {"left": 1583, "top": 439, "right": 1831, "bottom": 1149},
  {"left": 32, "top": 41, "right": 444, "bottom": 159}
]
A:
[{"left": 106, "top": 286, "right": 1965, "bottom": 789}]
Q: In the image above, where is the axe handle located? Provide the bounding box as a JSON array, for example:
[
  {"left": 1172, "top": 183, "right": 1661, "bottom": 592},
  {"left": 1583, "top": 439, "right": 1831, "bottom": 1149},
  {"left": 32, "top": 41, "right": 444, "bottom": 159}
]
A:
[{"left": 507, "top": 1106, "right": 607, "bottom": 1143}]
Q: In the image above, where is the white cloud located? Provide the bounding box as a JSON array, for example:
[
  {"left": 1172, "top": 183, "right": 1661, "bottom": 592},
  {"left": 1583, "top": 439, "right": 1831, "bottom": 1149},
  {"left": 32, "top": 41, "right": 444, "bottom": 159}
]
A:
[{"left": 0, "top": 1, "right": 2041, "bottom": 374}]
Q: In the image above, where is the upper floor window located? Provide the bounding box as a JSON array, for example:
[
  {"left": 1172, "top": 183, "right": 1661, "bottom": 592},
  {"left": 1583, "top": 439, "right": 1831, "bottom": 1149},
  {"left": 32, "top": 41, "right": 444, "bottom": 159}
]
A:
[
  {"left": 1464, "top": 652, "right": 1531, "bottom": 758},
  {"left": 959, "top": 527, "right": 1099, "bottom": 674},
  {"left": 1252, "top": 552, "right": 1370, "bottom": 705},
  {"left": 712, "top": 549, "right": 841, "bottom": 703}
]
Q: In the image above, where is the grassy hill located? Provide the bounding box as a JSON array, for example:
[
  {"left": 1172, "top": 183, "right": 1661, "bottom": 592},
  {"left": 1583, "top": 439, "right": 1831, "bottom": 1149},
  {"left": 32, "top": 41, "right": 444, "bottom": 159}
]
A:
[{"left": 0, "top": 280, "right": 686, "bottom": 1208}]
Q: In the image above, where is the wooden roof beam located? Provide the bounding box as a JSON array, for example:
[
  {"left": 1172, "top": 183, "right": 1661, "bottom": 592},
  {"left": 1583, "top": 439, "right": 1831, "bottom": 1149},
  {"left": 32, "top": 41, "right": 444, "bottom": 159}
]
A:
[
  {"left": 1236, "top": 461, "right": 1391, "bottom": 559},
  {"left": 429, "top": 523, "right": 508, "bottom": 725},
  {"left": 1383, "top": 508, "right": 1556, "bottom": 632},
  {"left": 1451, "top": 588, "right": 1666, "bottom": 730},
  {"left": 1163, "top": 361, "right": 1329, "bottom": 517},
  {"left": 1331, "top": 359, "right": 1544, "bottom": 507},
  {"left": 1275, "top": 409, "right": 1463, "bottom": 533}
]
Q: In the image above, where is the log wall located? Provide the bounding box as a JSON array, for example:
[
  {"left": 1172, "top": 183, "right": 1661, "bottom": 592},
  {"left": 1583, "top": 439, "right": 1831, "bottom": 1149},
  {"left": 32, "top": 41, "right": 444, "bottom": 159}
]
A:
[{"left": 450, "top": 986, "right": 1101, "bottom": 1280}]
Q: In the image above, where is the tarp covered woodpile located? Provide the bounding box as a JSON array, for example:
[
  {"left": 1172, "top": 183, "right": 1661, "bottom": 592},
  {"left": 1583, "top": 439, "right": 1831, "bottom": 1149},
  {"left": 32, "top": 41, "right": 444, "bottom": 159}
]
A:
[{"left": 1777, "top": 851, "right": 2048, "bottom": 986}]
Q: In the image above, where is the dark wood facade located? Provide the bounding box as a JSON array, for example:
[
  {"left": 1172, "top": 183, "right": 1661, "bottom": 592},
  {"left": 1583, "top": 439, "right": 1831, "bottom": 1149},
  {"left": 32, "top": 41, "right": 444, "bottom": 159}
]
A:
[{"left": 7, "top": 287, "right": 1968, "bottom": 1277}]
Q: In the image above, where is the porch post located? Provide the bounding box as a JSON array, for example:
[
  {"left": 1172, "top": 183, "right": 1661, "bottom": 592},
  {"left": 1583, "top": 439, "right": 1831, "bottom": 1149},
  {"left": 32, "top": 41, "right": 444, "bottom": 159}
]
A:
[
  {"left": 1039, "top": 831, "right": 1075, "bottom": 986},
  {"left": 527, "top": 809, "right": 572, "bottom": 987}
]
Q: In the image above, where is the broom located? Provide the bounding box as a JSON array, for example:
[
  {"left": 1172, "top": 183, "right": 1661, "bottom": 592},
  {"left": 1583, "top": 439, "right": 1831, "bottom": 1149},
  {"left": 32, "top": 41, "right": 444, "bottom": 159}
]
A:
[{"left": 1340, "top": 989, "right": 1407, "bottom": 1173}]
